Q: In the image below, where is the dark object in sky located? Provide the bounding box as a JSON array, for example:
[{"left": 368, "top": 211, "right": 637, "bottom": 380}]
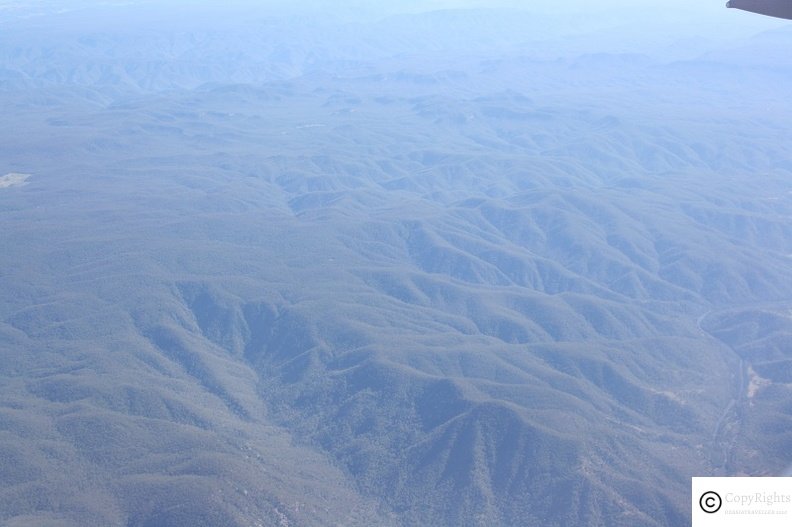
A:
[{"left": 727, "top": 0, "right": 792, "bottom": 19}]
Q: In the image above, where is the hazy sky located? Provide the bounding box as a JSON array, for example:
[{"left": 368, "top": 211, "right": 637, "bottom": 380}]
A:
[
  {"left": 1, "top": 0, "right": 788, "bottom": 45},
  {"left": 0, "top": 0, "right": 784, "bottom": 17}
]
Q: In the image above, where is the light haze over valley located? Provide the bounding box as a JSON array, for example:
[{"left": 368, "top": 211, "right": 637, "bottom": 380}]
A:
[{"left": 1, "top": 1, "right": 791, "bottom": 525}]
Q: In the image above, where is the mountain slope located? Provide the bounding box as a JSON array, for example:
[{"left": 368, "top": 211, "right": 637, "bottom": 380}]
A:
[{"left": 1, "top": 4, "right": 792, "bottom": 526}]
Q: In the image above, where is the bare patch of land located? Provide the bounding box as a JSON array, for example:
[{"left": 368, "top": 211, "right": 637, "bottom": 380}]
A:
[
  {"left": 0, "top": 173, "right": 30, "bottom": 189},
  {"left": 747, "top": 365, "right": 771, "bottom": 399}
]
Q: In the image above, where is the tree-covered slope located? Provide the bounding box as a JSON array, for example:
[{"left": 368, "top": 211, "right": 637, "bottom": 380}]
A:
[{"left": 1, "top": 3, "right": 791, "bottom": 526}]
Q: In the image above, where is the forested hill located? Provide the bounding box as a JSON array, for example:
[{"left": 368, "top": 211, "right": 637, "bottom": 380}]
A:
[{"left": 1, "top": 3, "right": 791, "bottom": 526}]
